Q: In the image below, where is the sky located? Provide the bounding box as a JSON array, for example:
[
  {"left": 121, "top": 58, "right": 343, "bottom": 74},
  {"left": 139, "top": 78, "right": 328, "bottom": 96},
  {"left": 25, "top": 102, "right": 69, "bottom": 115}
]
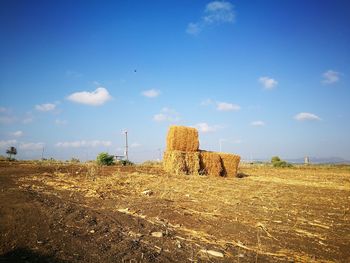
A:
[{"left": 0, "top": 0, "right": 350, "bottom": 162}]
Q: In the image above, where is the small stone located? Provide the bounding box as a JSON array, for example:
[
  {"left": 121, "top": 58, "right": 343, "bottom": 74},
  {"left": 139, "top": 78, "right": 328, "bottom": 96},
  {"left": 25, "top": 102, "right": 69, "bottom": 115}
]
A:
[
  {"left": 176, "top": 240, "right": 182, "bottom": 248},
  {"left": 151, "top": 232, "right": 163, "bottom": 238},
  {"left": 142, "top": 190, "right": 153, "bottom": 196},
  {"left": 89, "top": 230, "right": 95, "bottom": 233}
]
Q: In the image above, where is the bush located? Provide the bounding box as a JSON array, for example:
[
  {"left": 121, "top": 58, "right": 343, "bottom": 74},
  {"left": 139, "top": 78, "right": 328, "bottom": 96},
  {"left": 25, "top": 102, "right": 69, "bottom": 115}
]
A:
[
  {"left": 271, "top": 156, "right": 292, "bottom": 168},
  {"left": 271, "top": 156, "right": 281, "bottom": 163},
  {"left": 119, "top": 159, "right": 134, "bottom": 166},
  {"left": 70, "top": 157, "right": 80, "bottom": 163},
  {"left": 96, "top": 152, "right": 114, "bottom": 166},
  {"left": 272, "top": 160, "right": 292, "bottom": 168}
]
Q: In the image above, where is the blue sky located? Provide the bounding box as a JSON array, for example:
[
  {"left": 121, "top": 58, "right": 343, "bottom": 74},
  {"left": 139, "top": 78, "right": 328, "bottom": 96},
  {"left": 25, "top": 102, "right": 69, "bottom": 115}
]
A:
[{"left": 0, "top": 0, "right": 350, "bottom": 162}]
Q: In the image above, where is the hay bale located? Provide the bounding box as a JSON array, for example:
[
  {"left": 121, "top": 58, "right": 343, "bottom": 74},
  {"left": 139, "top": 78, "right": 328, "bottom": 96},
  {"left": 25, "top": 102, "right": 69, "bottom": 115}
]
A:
[
  {"left": 184, "top": 151, "right": 200, "bottom": 175},
  {"left": 199, "top": 151, "right": 223, "bottom": 177},
  {"left": 163, "top": 151, "right": 200, "bottom": 175},
  {"left": 219, "top": 153, "right": 241, "bottom": 177},
  {"left": 166, "top": 126, "right": 199, "bottom": 152}
]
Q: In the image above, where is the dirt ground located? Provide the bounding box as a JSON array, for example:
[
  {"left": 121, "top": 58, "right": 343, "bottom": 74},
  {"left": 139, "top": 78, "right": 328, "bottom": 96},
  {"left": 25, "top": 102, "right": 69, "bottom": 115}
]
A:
[{"left": 0, "top": 161, "right": 349, "bottom": 262}]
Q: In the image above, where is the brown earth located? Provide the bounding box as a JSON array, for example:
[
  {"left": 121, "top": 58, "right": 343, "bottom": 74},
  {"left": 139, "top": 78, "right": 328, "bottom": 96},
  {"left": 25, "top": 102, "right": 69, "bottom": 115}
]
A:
[{"left": 0, "top": 161, "right": 349, "bottom": 262}]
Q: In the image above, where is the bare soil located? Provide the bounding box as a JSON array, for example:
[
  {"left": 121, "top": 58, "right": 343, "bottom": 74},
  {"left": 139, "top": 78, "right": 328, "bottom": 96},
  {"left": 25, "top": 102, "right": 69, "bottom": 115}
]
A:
[{"left": 0, "top": 161, "right": 349, "bottom": 262}]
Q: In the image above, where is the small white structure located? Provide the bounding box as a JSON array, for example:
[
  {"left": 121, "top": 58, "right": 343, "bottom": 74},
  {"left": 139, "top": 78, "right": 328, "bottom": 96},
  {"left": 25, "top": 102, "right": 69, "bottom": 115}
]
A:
[{"left": 304, "top": 156, "right": 310, "bottom": 164}]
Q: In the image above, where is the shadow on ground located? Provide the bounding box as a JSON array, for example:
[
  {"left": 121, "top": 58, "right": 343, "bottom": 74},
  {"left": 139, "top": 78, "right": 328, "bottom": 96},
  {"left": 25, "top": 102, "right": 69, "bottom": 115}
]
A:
[
  {"left": 0, "top": 248, "right": 65, "bottom": 263},
  {"left": 237, "top": 172, "right": 249, "bottom": 178}
]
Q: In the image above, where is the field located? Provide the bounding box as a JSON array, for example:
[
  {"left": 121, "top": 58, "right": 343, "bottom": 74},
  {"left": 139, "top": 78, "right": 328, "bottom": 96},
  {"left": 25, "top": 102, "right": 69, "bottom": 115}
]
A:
[{"left": 0, "top": 161, "right": 349, "bottom": 262}]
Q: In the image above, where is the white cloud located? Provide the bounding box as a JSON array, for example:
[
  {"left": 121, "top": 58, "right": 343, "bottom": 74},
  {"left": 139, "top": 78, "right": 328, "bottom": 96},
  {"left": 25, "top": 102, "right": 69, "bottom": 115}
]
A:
[
  {"left": 187, "top": 1, "right": 235, "bottom": 35},
  {"left": 204, "top": 1, "right": 235, "bottom": 24},
  {"left": 10, "top": 131, "right": 23, "bottom": 137},
  {"left": 0, "top": 107, "right": 8, "bottom": 113},
  {"left": 67, "top": 87, "right": 112, "bottom": 106},
  {"left": 35, "top": 103, "right": 56, "bottom": 112},
  {"left": 200, "top": 98, "right": 214, "bottom": 106},
  {"left": 19, "top": 142, "right": 44, "bottom": 150},
  {"left": 0, "top": 140, "right": 17, "bottom": 149},
  {"left": 142, "top": 89, "right": 160, "bottom": 98},
  {"left": 322, "top": 70, "right": 340, "bottom": 84},
  {"left": 250, "top": 121, "right": 265, "bottom": 126},
  {"left": 0, "top": 116, "right": 16, "bottom": 124},
  {"left": 55, "top": 140, "right": 112, "bottom": 148},
  {"left": 153, "top": 107, "right": 180, "bottom": 122},
  {"left": 186, "top": 23, "right": 201, "bottom": 35},
  {"left": 55, "top": 119, "right": 68, "bottom": 126},
  {"left": 130, "top": 142, "right": 141, "bottom": 148},
  {"left": 294, "top": 112, "right": 321, "bottom": 121},
  {"left": 216, "top": 102, "right": 240, "bottom": 111},
  {"left": 259, "top": 76, "right": 278, "bottom": 89},
  {"left": 194, "top": 122, "right": 222, "bottom": 133}
]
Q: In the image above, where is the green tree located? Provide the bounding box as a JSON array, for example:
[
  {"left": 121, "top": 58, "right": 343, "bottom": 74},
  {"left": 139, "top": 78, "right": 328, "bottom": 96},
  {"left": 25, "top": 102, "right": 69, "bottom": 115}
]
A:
[
  {"left": 96, "top": 152, "right": 114, "bottom": 166},
  {"left": 271, "top": 156, "right": 281, "bottom": 164},
  {"left": 6, "top": 146, "right": 17, "bottom": 160},
  {"left": 271, "top": 156, "right": 292, "bottom": 168}
]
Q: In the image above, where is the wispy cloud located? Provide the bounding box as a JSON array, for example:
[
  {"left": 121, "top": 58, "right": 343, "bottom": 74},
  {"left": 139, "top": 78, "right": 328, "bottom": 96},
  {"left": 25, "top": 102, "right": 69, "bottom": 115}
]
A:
[
  {"left": 186, "top": 1, "right": 235, "bottom": 35},
  {"left": 67, "top": 87, "right": 112, "bottom": 106},
  {"left": 153, "top": 107, "right": 180, "bottom": 122},
  {"left": 294, "top": 112, "right": 321, "bottom": 121},
  {"left": 322, "top": 70, "right": 340, "bottom": 84},
  {"left": 35, "top": 103, "right": 56, "bottom": 112},
  {"left": 250, "top": 121, "right": 265, "bottom": 126},
  {"left": 130, "top": 142, "right": 141, "bottom": 148},
  {"left": 55, "top": 140, "right": 112, "bottom": 148},
  {"left": 19, "top": 142, "right": 44, "bottom": 150},
  {"left": 0, "top": 107, "right": 8, "bottom": 113},
  {"left": 194, "top": 122, "right": 222, "bottom": 133},
  {"left": 0, "top": 139, "right": 17, "bottom": 148},
  {"left": 200, "top": 98, "right": 214, "bottom": 106},
  {"left": 65, "top": 70, "right": 82, "bottom": 78},
  {"left": 10, "top": 131, "right": 23, "bottom": 137},
  {"left": 141, "top": 89, "right": 160, "bottom": 98},
  {"left": 216, "top": 102, "right": 240, "bottom": 111},
  {"left": 259, "top": 76, "right": 278, "bottom": 89},
  {"left": 55, "top": 119, "right": 68, "bottom": 126},
  {"left": 0, "top": 116, "right": 16, "bottom": 124}
]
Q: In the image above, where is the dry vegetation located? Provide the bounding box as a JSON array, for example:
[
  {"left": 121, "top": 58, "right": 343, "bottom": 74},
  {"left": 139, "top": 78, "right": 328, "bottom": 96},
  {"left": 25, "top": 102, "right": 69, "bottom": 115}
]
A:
[{"left": 1, "top": 160, "right": 349, "bottom": 262}]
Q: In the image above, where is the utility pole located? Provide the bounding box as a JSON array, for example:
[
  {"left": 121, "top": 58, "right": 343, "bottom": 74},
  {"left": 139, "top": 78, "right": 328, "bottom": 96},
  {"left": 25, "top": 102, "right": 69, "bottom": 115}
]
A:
[
  {"left": 41, "top": 146, "right": 44, "bottom": 160},
  {"left": 124, "top": 130, "right": 129, "bottom": 160}
]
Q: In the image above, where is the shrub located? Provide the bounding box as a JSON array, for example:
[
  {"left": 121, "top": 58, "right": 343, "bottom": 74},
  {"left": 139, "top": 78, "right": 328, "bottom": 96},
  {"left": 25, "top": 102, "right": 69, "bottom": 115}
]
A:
[
  {"left": 96, "top": 152, "right": 114, "bottom": 166},
  {"left": 70, "top": 157, "right": 80, "bottom": 163},
  {"left": 119, "top": 159, "right": 134, "bottom": 166},
  {"left": 273, "top": 160, "right": 292, "bottom": 168},
  {"left": 271, "top": 156, "right": 281, "bottom": 163}
]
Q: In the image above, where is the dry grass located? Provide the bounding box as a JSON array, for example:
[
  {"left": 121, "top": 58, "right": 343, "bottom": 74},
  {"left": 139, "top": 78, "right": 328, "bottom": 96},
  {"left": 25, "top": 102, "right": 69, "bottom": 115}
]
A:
[{"left": 18, "top": 163, "right": 350, "bottom": 262}]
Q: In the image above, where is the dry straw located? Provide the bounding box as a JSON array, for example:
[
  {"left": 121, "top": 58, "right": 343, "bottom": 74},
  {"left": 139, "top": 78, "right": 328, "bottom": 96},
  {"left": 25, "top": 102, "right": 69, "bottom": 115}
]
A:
[
  {"left": 163, "top": 151, "right": 200, "bottom": 175},
  {"left": 199, "top": 151, "right": 223, "bottom": 177},
  {"left": 219, "top": 153, "right": 241, "bottom": 177},
  {"left": 166, "top": 126, "right": 199, "bottom": 152}
]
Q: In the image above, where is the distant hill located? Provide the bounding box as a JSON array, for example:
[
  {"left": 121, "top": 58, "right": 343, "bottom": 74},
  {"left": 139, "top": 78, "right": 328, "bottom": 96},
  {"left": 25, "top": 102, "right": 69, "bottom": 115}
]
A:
[
  {"left": 286, "top": 157, "right": 350, "bottom": 164},
  {"left": 243, "top": 157, "right": 350, "bottom": 164}
]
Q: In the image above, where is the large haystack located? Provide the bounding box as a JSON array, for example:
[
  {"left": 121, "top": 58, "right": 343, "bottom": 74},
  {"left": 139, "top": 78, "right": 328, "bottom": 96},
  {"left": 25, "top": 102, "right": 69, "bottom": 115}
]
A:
[
  {"left": 199, "top": 151, "right": 223, "bottom": 177},
  {"left": 166, "top": 126, "right": 199, "bottom": 152},
  {"left": 163, "top": 151, "right": 200, "bottom": 175},
  {"left": 163, "top": 125, "right": 241, "bottom": 177},
  {"left": 219, "top": 153, "right": 241, "bottom": 177}
]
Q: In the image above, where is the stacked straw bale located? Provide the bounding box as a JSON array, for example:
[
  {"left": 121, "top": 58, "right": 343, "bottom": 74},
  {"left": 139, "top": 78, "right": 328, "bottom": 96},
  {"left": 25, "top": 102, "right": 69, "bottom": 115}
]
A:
[
  {"left": 219, "top": 153, "right": 241, "bottom": 177},
  {"left": 163, "top": 125, "right": 240, "bottom": 177},
  {"left": 163, "top": 151, "right": 200, "bottom": 175},
  {"left": 199, "top": 151, "right": 223, "bottom": 177},
  {"left": 166, "top": 126, "right": 199, "bottom": 152}
]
